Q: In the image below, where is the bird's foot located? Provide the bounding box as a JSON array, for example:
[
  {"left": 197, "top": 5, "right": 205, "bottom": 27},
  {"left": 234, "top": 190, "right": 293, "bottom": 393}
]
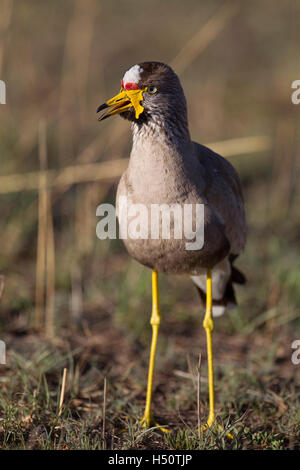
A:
[{"left": 139, "top": 412, "right": 170, "bottom": 433}]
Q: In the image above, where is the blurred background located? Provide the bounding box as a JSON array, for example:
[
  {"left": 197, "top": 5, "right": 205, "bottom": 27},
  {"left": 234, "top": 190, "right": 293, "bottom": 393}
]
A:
[{"left": 0, "top": 0, "right": 299, "bottom": 450}]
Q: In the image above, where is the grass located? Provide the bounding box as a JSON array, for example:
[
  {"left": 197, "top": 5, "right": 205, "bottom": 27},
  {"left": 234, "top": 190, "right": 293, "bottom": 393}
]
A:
[
  {"left": 0, "top": 352, "right": 298, "bottom": 450},
  {"left": 0, "top": 271, "right": 299, "bottom": 450}
]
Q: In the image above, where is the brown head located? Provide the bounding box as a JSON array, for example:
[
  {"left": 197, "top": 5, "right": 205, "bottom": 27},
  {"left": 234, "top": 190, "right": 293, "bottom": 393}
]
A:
[{"left": 97, "top": 62, "right": 190, "bottom": 142}]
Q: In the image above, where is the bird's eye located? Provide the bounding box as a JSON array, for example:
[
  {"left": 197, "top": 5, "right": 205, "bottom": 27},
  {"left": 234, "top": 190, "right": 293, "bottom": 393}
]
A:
[{"left": 147, "top": 86, "right": 158, "bottom": 95}]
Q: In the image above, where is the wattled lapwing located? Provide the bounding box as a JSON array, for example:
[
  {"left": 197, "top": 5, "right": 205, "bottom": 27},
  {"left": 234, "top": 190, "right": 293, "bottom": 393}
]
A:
[{"left": 97, "top": 62, "right": 247, "bottom": 431}]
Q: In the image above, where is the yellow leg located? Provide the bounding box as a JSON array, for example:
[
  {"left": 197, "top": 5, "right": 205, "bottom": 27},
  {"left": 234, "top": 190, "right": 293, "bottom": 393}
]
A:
[
  {"left": 202, "top": 269, "right": 234, "bottom": 438},
  {"left": 203, "top": 268, "right": 215, "bottom": 428},
  {"left": 140, "top": 269, "right": 169, "bottom": 433}
]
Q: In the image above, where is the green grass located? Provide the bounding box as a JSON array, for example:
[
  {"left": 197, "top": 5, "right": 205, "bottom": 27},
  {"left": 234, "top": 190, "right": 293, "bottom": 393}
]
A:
[{"left": 0, "top": 297, "right": 299, "bottom": 450}]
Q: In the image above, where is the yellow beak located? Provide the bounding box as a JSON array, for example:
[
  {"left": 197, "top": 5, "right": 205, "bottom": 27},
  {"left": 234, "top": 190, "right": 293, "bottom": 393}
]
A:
[{"left": 97, "top": 88, "right": 145, "bottom": 121}]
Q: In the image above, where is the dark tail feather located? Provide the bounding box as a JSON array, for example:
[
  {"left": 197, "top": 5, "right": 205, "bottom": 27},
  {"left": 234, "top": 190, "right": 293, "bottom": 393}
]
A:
[
  {"left": 231, "top": 265, "right": 246, "bottom": 285},
  {"left": 195, "top": 280, "right": 237, "bottom": 310},
  {"left": 195, "top": 258, "right": 246, "bottom": 311},
  {"left": 229, "top": 254, "right": 246, "bottom": 284}
]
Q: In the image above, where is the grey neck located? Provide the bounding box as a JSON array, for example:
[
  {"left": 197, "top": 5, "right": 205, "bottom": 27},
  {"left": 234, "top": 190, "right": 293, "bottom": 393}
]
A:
[
  {"left": 131, "top": 113, "right": 190, "bottom": 149},
  {"left": 126, "top": 117, "right": 198, "bottom": 203}
]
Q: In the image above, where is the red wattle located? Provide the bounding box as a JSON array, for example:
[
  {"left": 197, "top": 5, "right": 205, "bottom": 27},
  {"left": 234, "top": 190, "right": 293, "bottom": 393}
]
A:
[{"left": 125, "top": 82, "right": 139, "bottom": 90}]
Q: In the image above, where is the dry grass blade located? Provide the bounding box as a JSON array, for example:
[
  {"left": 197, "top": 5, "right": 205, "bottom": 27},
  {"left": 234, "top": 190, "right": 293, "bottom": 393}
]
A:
[
  {"left": 0, "top": 275, "right": 5, "bottom": 301},
  {"left": 209, "top": 135, "right": 272, "bottom": 158},
  {"left": 171, "top": 1, "right": 240, "bottom": 75},
  {"left": 45, "top": 193, "right": 56, "bottom": 339},
  {"left": 270, "top": 119, "right": 296, "bottom": 219},
  {"left": 0, "top": 159, "right": 128, "bottom": 194},
  {"left": 70, "top": 267, "right": 83, "bottom": 326},
  {"left": 58, "top": 368, "right": 68, "bottom": 417},
  {"left": 0, "top": 136, "right": 271, "bottom": 195},
  {"left": 34, "top": 121, "right": 48, "bottom": 330},
  {"left": 58, "top": 0, "right": 98, "bottom": 157},
  {"left": 51, "top": 159, "right": 128, "bottom": 187},
  {"left": 0, "top": 0, "right": 13, "bottom": 76},
  {"left": 102, "top": 378, "right": 107, "bottom": 449},
  {"left": 197, "top": 353, "right": 202, "bottom": 439}
]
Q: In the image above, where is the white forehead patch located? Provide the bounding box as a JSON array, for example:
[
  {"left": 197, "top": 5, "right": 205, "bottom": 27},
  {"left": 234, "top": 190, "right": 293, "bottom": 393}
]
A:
[{"left": 123, "top": 64, "right": 143, "bottom": 86}]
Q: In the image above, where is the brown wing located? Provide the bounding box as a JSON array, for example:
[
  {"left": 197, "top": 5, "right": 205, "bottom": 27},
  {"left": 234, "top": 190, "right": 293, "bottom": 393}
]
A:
[{"left": 194, "top": 142, "right": 247, "bottom": 255}]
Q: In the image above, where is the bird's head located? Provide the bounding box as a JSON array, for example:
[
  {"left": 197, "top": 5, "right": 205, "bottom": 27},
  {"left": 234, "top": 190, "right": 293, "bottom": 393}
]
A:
[{"left": 97, "top": 62, "right": 189, "bottom": 139}]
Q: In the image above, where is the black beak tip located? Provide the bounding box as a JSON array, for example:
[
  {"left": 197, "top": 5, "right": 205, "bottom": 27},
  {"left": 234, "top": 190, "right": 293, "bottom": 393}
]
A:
[
  {"left": 98, "top": 115, "right": 110, "bottom": 122},
  {"left": 96, "top": 103, "right": 108, "bottom": 114}
]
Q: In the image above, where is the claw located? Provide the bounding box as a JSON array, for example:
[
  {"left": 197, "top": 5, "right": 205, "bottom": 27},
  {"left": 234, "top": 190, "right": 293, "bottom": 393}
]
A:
[{"left": 139, "top": 413, "right": 170, "bottom": 433}]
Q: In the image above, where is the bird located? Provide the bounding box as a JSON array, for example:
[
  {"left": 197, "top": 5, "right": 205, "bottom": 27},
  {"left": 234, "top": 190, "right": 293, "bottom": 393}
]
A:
[{"left": 97, "top": 61, "right": 247, "bottom": 431}]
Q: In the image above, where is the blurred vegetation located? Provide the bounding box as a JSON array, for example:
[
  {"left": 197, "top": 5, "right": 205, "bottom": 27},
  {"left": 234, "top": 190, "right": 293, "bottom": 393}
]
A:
[{"left": 0, "top": 0, "right": 299, "bottom": 449}]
